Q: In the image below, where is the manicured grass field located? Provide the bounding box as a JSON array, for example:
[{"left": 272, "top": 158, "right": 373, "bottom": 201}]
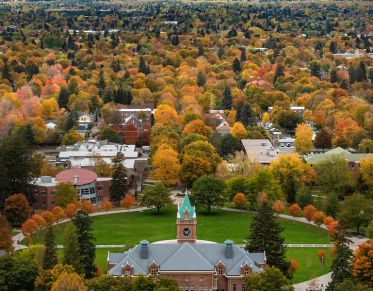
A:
[
  {"left": 287, "top": 248, "right": 332, "bottom": 284},
  {"left": 56, "top": 247, "right": 332, "bottom": 284},
  {"left": 32, "top": 206, "right": 330, "bottom": 245}
]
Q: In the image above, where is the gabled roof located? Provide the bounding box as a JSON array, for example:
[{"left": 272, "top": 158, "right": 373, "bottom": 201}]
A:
[
  {"left": 305, "top": 147, "right": 368, "bottom": 164},
  {"left": 177, "top": 194, "right": 195, "bottom": 219},
  {"left": 160, "top": 242, "right": 213, "bottom": 271}
]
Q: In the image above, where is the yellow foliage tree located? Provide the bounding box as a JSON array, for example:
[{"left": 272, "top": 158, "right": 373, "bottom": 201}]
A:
[
  {"left": 230, "top": 122, "right": 247, "bottom": 140},
  {"left": 294, "top": 123, "right": 313, "bottom": 153},
  {"left": 51, "top": 272, "right": 87, "bottom": 291},
  {"left": 41, "top": 98, "right": 59, "bottom": 120},
  {"left": 150, "top": 145, "right": 181, "bottom": 186},
  {"left": 359, "top": 154, "right": 373, "bottom": 191},
  {"left": 261, "top": 112, "right": 270, "bottom": 123},
  {"left": 62, "top": 129, "right": 84, "bottom": 145},
  {"left": 154, "top": 104, "right": 179, "bottom": 126}
]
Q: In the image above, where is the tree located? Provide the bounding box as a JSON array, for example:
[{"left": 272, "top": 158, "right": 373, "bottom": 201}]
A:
[
  {"left": 220, "top": 134, "right": 241, "bottom": 157},
  {"left": 183, "top": 119, "right": 211, "bottom": 137},
  {"left": 314, "top": 155, "right": 354, "bottom": 197},
  {"left": 288, "top": 203, "right": 302, "bottom": 222},
  {"left": 366, "top": 221, "right": 373, "bottom": 239},
  {"left": 230, "top": 122, "right": 247, "bottom": 140},
  {"left": 314, "top": 128, "right": 332, "bottom": 151},
  {"left": 359, "top": 155, "right": 373, "bottom": 191},
  {"left": 273, "top": 63, "right": 284, "bottom": 83},
  {"left": 245, "top": 202, "right": 290, "bottom": 278},
  {"left": 312, "top": 211, "right": 325, "bottom": 227},
  {"left": 140, "top": 183, "right": 172, "bottom": 214},
  {"left": 310, "top": 61, "right": 321, "bottom": 78},
  {"left": 54, "top": 183, "right": 78, "bottom": 208},
  {"left": 191, "top": 175, "right": 225, "bottom": 214},
  {"left": 288, "top": 259, "right": 300, "bottom": 277},
  {"left": 35, "top": 264, "right": 75, "bottom": 291},
  {"left": 41, "top": 211, "right": 55, "bottom": 225},
  {"left": 272, "top": 200, "right": 285, "bottom": 214},
  {"left": 232, "top": 57, "right": 241, "bottom": 73},
  {"left": 244, "top": 266, "right": 294, "bottom": 291},
  {"left": 233, "top": 193, "right": 247, "bottom": 209},
  {"left": 303, "top": 205, "right": 317, "bottom": 223},
  {"left": 21, "top": 218, "right": 38, "bottom": 239},
  {"left": 138, "top": 56, "right": 150, "bottom": 75},
  {"left": 294, "top": 124, "right": 313, "bottom": 153},
  {"left": 222, "top": 86, "right": 232, "bottom": 110},
  {"left": 326, "top": 225, "right": 353, "bottom": 291},
  {"left": 0, "top": 255, "right": 39, "bottom": 291},
  {"left": 0, "top": 217, "right": 13, "bottom": 253},
  {"left": 81, "top": 200, "right": 96, "bottom": 214},
  {"left": 97, "top": 126, "right": 121, "bottom": 143},
  {"left": 334, "top": 279, "right": 371, "bottom": 291},
  {"left": 339, "top": 193, "right": 373, "bottom": 234},
  {"left": 270, "top": 154, "right": 314, "bottom": 204},
  {"left": 196, "top": 72, "right": 206, "bottom": 87},
  {"left": 100, "top": 197, "right": 112, "bottom": 213},
  {"left": 51, "top": 272, "right": 87, "bottom": 291},
  {"left": 86, "top": 275, "right": 133, "bottom": 291},
  {"left": 57, "top": 87, "right": 69, "bottom": 109},
  {"left": 63, "top": 224, "right": 81, "bottom": 273},
  {"left": 4, "top": 193, "right": 31, "bottom": 227},
  {"left": 64, "top": 203, "right": 78, "bottom": 218},
  {"left": 295, "top": 187, "right": 313, "bottom": 208},
  {"left": 43, "top": 226, "right": 58, "bottom": 270},
  {"left": 120, "top": 194, "right": 136, "bottom": 210},
  {"left": 110, "top": 153, "right": 128, "bottom": 204},
  {"left": 72, "top": 210, "right": 96, "bottom": 278},
  {"left": 62, "top": 129, "right": 84, "bottom": 145}
]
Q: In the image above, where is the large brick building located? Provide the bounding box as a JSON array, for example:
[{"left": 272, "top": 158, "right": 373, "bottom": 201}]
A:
[
  {"left": 107, "top": 195, "right": 265, "bottom": 291},
  {"left": 33, "top": 168, "right": 111, "bottom": 210}
]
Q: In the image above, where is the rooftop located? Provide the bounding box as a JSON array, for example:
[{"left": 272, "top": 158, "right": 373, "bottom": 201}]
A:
[
  {"left": 305, "top": 147, "right": 369, "bottom": 164},
  {"left": 241, "top": 139, "right": 279, "bottom": 164},
  {"left": 56, "top": 168, "right": 97, "bottom": 186}
]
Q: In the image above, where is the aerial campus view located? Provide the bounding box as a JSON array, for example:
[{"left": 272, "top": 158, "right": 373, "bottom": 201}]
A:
[{"left": 0, "top": 0, "right": 372, "bottom": 290}]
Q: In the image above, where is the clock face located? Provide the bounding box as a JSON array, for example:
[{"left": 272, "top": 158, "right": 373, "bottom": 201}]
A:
[{"left": 182, "top": 227, "right": 191, "bottom": 237}]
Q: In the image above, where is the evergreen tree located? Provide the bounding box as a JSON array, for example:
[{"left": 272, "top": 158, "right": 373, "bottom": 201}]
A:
[
  {"left": 273, "top": 63, "right": 284, "bottom": 83},
  {"left": 310, "top": 61, "right": 321, "bottom": 78},
  {"left": 138, "top": 56, "right": 150, "bottom": 75},
  {"left": 67, "top": 78, "right": 79, "bottom": 95},
  {"left": 64, "top": 111, "right": 78, "bottom": 132},
  {"left": 355, "top": 62, "right": 367, "bottom": 82},
  {"left": 326, "top": 225, "right": 353, "bottom": 291},
  {"left": 97, "top": 70, "right": 106, "bottom": 97},
  {"left": 110, "top": 153, "right": 128, "bottom": 204},
  {"left": 15, "top": 124, "right": 35, "bottom": 148},
  {"left": 222, "top": 86, "right": 232, "bottom": 110},
  {"left": 232, "top": 57, "right": 241, "bottom": 73},
  {"left": 340, "top": 79, "right": 349, "bottom": 90},
  {"left": 102, "top": 84, "right": 115, "bottom": 104},
  {"left": 63, "top": 224, "right": 82, "bottom": 273},
  {"left": 72, "top": 210, "right": 96, "bottom": 278},
  {"left": 196, "top": 72, "right": 206, "bottom": 87},
  {"left": 245, "top": 202, "right": 290, "bottom": 278},
  {"left": 217, "top": 46, "right": 225, "bottom": 59},
  {"left": 58, "top": 86, "right": 69, "bottom": 109},
  {"left": 241, "top": 102, "right": 253, "bottom": 127},
  {"left": 240, "top": 48, "right": 247, "bottom": 62},
  {"left": 197, "top": 44, "right": 204, "bottom": 56},
  {"left": 1, "top": 61, "right": 12, "bottom": 83},
  {"left": 114, "top": 87, "right": 126, "bottom": 104},
  {"left": 43, "top": 226, "right": 57, "bottom": 270},
  {"left": 170, "top": 34, "right": 179, "bottom": 46},
  {"left": 330, "top": 68, "right": 339, "bottom": 83},
  {"left": 349, "top": 65, "right": 356, "bottom": 84},
  {"left": 330, "top": 41, "right": 338, "bottom": 54},
  {"left": 235, "top": 102, "right": 243, "bottom": 123}
]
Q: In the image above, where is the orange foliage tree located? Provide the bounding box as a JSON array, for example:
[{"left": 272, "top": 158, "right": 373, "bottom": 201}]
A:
[
  {"left": 21, "top": 219, "right": 38, "bottom": 240},
  {"left": 64, "top": 203, "right": 78, "bottom": 218},
  {"left": 230, "top": 122, "right": 247, "bottom": 140},
  {"left": 312, "top": 211, "right": 325, "bottom": 227},
  {"left": 182, "top": 119, "right": 211, "bottom": 136},
  {"left": 41, "top": 211, "right": 55, "bottom": 225},
  {"left": 51, "top": 206, "right": 65, "bottom": 222},
  {"left": 351, "top": 240, "right": 373, "bottom": 287},
  {"left": 288, "top": 203, "right": 302, "bottom": 222},
  {"left": 272, "top": 200, "right": 285, "bottom": 214},
  {"left": 81, "top": 200, "right": 96, "bottom": 214},
  {"left": 288, "top": 259, "right": 300, "bottom": 276},
  {"left": 120, "top": 194, "right": 136, "bottom": 210},
  {"left": 233, "top": 193, "right": 247, "bottom": 209},
  {"left": 303, "top": 205, "right": 317, "bottom": 223},
  {"left": 100, "top": 197, "right": 112, "bottom": 213}
]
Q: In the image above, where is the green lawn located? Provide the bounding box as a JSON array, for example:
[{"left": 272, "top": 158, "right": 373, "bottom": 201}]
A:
[
  {"left": 287, "top": 248, "right": 332, "bottom": 284},
  {"left": 31, "top": 206, "right": 330, "bottom": 245},
  {"left": 56, "top": 247, "right": 332, "bottom": 284}
]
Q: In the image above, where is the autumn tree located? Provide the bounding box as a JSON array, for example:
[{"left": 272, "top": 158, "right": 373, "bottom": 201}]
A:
[
  {"left": 4, "top": 193, "right": 31, "bottom": 227},
  {"left": 64, "top": 203, "right": 78, "bottom": 218},
  {"left": 288, "top": 203, "right": 302, "bottom": 222},
  {"left": 303, "top": 205, "right": 317, "bottom": 223},
  {"left": 230, "top": 122, "right": 247, "bottom": 140},
  {"left": 63, "top": 224, "right": 81, "bottom": 273},
  {"left": 272, "top": 200, "right": 285, "bottom": 214},
  {"left": 140, "top": 183, "right": 173, "bottom": 214},
  {"left": 51, "top": 272, "right": 87, "bottom": 291},
  {"left": 62, "top": 129, "right": 84, "bottom": 145},
  {"left": 312, "top": 211, "right": 325, "bottom": 227},
  {"left": 0, "top": 217, "right": 13, "bottom": 253},
  {"left": 100, "top": 197, "right": 112, "bottom": 213},
  {"left": 233, "top": 193, "right": 247, "bottom": 209},
  {"left": 55, "top": 183, "right": 78, "bottom": 208},
  {"left": 294, "top": 123, "right": 313, "bottom": 153},
  {"left": 183, "top": 119, "right": 211, "bottom": 137},
  {"left": 110, "top": 153, "right": 128, "bottom": 204},
  {"left": 81, "top": 200, "right": 96, "bottom": 214},
  {"left": 270, "top": 154, "right": 314, "bottom": 204},
  {"left": 150, "top": 145, "right": 181, "bottom": 186},
  {"left": 244, "top": 266, "right": 293, "bottom": 291},
  {"left": 314, "top": 128, "right": 332, "bottom": 152},
  {"left": 222, "top": 86, "right": 232, "bottom": 110},
  {"left": 359, "top": 155, "right": 373, "bottom": 191},
  {"left": 120, "top": 194, "right": 136, "bottom": 210},
  {"left": 351, "top": 240, "right": 373, "bottom": 287},
  {"left": 191, "top": 175, "right": 225, "bottom": 213}
]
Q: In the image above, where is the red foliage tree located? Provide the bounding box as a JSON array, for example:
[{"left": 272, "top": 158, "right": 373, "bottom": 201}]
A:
[
  {"left": 4, "top": 193, "right": 32, "bottom": 227},
  {"left": 233, "top": 193, "right": 247, "bottom": 209},
  {"left": 120, "top": 194, "right": 136, "bottom": 210},
  {"left": 288, "top": 203, "right": 302, "bottom": 222},
  {"left": 123, "top": 123, "right": 138, "bottom": 144},
  {"left": 303, "top": 205, "right": 317, "bottom": 223}
]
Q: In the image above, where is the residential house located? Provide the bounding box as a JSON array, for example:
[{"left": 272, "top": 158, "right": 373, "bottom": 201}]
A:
[
  {"left": 204, "top": 110, "right": 231, "bottom": 135},
  {"left": 241, "top": 139, "right": 279, "bottom": 165},
  {"left": 268, "top": 105, "right": 305, "bottom": 116}
]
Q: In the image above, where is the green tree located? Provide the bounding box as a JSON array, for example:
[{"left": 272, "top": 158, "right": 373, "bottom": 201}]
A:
[
  {"left": 310, "top": 61, "right": 321, "bottom": 78},
  {"left": 326, "top": 225, "right": 353, "bottom": 291},
  {"left": 0, "top": 254, "right": 39, "bottom": 291},
  {"left": 244, "top": 266, "right": 294, "bottom": 291},
  {"left": 54, "top": 183, "right": 78, "bottom": 208},
  {"left": 86, "top": 275, "right": 133, "bottom": 291},
  {"left": 232, "top": 57, "right": 241, "bottom": 73},
  {"left": 138, "top": 56, "right": 150, "bottom": 75},
  {"left": 110, "top": 153, "right": 128, "bottom": 204},
  {"left": 97, "top": 71, "right": 106, "bottom": 97},
  {"left": 245, "top": 202, "right": 289, "bottom": 278},
  {"left": 225, "top": 176, "right": 250, "bottom": 200},
  {"left": 274, "top": 63, "right": 284, "bottom": 83},
  {"left": 97, "top": 126, "right": 121, "bottom": 143},
  {"left": 196, "top": 72, "right": 206, "bottom": 87},
  {"left": 335, "top": 279, "right": 371, "bottom": 291},
  {"left": 140, "top": 183, "right": 172, "bottom": 214},
  {"left": 314, "top": 155, "right": 354, "bottom": 197},
  {"left": 132, "top": 275, "right": 155, "bottom": 291},
  {"left": 58, "top": 87, "right": 69, "bottom": 109},
  {"left": 295, "top": 187, "right": 313, "bottom": 209},
  {"left": 72, "top": 210, "right": 96, "bottom": 278},
  {"left": 220, "top": 134, "right": 241, "bottom": 157},
  {"left": 155, "top": 277, "right": 180, "bottom": 291},
  {"left": 339, "top": 193, "right": 373, "bottom": 234},
  {"left": 63, "top": 224, "right": 81, "bottom": 273},
  {"left": 325, "top": 192, "right": 340, "bottom": 218},
  {"left": 43, "top": 226, "right": 58, "bottom": 270},
  {"left": 222, "top": 86, "right": 232, "bottom": 110},
  {"left": 191, "top": 175, "right": 225, "bottom": 213}
]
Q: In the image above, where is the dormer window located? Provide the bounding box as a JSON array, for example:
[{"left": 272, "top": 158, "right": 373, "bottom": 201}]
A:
[
  {"left": 244, "top": 269, "right": 250, "bottom": 275},
  {"left": 148, "top": 260, "right": 158, "bottom": 276},
  {"left": 216, "top": 261, "right": 225, "bottom": 275},
  {"left": 218, "top": 268, "right": 224, "bottom": 275},
  {"left": 151, "top": 268, "right": 157, "bottom": 275}
]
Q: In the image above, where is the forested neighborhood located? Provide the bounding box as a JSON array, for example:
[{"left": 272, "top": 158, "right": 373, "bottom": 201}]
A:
[{"left": 0, "top": 1, "right": 372, "bottom": 290}]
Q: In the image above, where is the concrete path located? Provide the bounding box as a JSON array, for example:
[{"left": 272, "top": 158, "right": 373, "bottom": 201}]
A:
[{"left": 293, "top": 272, "right": 331, "bottom": 291}]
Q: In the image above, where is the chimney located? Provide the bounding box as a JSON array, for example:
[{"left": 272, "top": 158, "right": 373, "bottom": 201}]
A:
[
  {"left": 73, "top": 175, "right": 78, "bottom": 186},
  {"left": 140, "top": 240, "right": 149, "bottom": 259},
  {"left": 224, "top": 240, "right": 233, "bottom": 259}
]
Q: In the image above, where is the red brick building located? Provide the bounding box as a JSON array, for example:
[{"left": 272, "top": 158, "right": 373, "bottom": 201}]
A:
[
  {"left": 107, "top": 195, "right": 265, "bottom": 291},
  {"left": 33, "top": 168, "right": 111, "bottom": 210}
]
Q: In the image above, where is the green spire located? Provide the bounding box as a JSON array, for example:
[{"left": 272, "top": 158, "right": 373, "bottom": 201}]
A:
[{"left": 178, "top": 193, "right": 195, "bottom": 219}]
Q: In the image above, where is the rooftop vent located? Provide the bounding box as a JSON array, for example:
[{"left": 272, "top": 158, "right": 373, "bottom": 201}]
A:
[
  {"left": 140, "top": 240, "right": 149, "bottom": 259},
  {"left": 40, "top": 176, "right": 52, "bottom": 183},
  {"left": 224, "top": 240, "right": 233, "bottom": 259}
]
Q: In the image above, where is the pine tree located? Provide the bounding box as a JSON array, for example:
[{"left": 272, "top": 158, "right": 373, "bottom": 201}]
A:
[
  {"left": 170, "top": 34, "right": 179, "bottom": 46},
  {"left": 72, "top": 210, "right": 96, "bottom": 279},
  {"left": 217, "top": 46, "right": 225, "bottom": 59},
  {"left": 348, "top": 65, "right": 356, "bottom": 84},
  {"left": 138, "top": 56, "right": 150, "bottom": 75},
  {"left": 1, "top": 61, "right": 12, "bottom": 83},
  {"left": 222, "top": 86, "right": 232, "bottom": 110},
  {"left": 326, "top": 225, "right": 353, "bottom": 291},
  {"left": 43, "top": 226, "right": 58, "bottom": 270},
  {"left": 245, "top": 202, "right": 290, "bottom": 278},
  {"left": 63, "top": 223, "right": 82, "bottom": 273},
  {"left": 97, "top": 70, "right": 106, "bottom": 97},
  {"left": 240, "top": 48, "right": 247, "bottom": 62},
  {"left": 232, "top": 57, "right": 242, "bottom": 73},
  {"left": 110, "top": 153, "right": 128, "bottom": 204},
  {"left": 196, "top": 72, "right": 206, "bottom": 87},
  {"left": 310, "top": 61, "right": 321, "bottom": 78},
  {"left": 330, "top": 68, "right": 339, "bottom": 83},
  {"left": 273, "top": 63, "right": 284, "bottom": 83},
  {"left": 58, "top": 87, "right": 69, "bottom": 109},
  {"left": 241, "top": 103, "right": 253, "bottom": 127}
]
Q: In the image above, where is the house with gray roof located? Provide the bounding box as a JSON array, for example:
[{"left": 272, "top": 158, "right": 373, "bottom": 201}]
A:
[
  {"left": 107, "top": 195, "right": 265, "bottom": 291},
  {"left": 305, "top": 147, "right": 369, "bottom": 166}
]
